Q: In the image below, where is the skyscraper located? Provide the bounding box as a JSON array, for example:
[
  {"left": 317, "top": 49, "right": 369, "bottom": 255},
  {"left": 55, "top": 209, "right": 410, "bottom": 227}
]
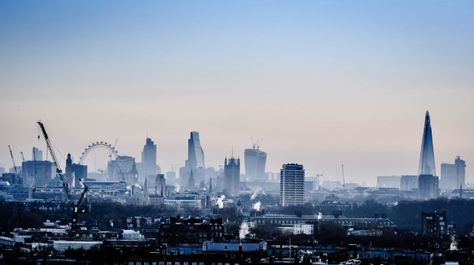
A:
[
  {"left": 419, "top": 111, "right": 436, "bottom": 176},
  {"left": 280, "top": 163, "right": 305, "bottom": 206},
  {"left": 185, "top": 132, "right": 205, "bottom": 169},
  {"left": 244, "top": 145, "right": 267, "bottom": 181},
  {"left": 419, "top": 174, "right": 439, "bottom": 199},
  {"left": 141, "top": 138, "right": 157, "bottom": 178},
  {"left": 21, "top": 160, "right": 55, "bottom": 187},
  {"left": 32, "top": 147, "right": 43, "bottom": 161},
  {"left": 107, "top": 156, "right": 138, "bottom": 184},
  {"left": 440, "top": 156, "right": 466, "bottom": 190},
  {"left": 224, "top": 157, "right": 240, "bottom": 195}
]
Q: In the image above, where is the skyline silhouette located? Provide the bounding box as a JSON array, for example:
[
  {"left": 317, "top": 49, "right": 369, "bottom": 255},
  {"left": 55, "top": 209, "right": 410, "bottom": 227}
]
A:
[{"left": 1, "top": 1, "right": 473, "bottom": 184}]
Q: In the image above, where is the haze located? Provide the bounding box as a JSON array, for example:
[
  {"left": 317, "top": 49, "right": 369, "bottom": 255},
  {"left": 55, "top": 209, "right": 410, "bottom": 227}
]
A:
[{"left": 1, "top": 1, "right": 473, "bottom": 185}]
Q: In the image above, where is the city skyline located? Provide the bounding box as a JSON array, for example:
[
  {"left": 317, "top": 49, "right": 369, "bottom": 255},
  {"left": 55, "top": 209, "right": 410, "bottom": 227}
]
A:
[
  {"left": 1, "top": 1, "right": 473, "bottom": 185},
  {"left": 0, "top": 109, "right": 472, "bottom": 186}
]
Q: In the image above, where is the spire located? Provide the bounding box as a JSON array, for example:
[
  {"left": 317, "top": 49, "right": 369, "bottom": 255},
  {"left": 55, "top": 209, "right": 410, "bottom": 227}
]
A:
[{"left": 418, "top": 111, "right": 436, "bottom": 176}]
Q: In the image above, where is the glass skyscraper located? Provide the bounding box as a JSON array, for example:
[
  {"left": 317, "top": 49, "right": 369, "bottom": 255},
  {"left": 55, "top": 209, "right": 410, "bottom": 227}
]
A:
[
  {"left": 418, "top": 111, "right": 436, "bottom": 176},
  {"left": 185, "top": 131, "right": 205, "bottom": 169}
]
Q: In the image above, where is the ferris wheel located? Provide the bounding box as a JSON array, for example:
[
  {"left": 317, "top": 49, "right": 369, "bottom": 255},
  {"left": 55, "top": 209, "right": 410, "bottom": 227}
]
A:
[{"left": 79, "top": 141, "right": 119, "bottom": 165}]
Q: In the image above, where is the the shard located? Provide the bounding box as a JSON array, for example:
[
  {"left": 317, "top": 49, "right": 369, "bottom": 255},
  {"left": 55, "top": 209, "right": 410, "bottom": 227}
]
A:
[{"left": 418, "top": 111, "right": 436, "bottom": 176}]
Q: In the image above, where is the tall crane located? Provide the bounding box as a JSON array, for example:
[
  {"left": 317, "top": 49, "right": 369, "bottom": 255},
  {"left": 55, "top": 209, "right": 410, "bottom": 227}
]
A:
[
  {"left": 37, "top": 121, "right": 70, "bottom": 200},
  {"left": 71, "top": 180, "right": 89, "bottom": 233},
  {"left": 8, "top": 145, "right": 19, "bottom": 176}
]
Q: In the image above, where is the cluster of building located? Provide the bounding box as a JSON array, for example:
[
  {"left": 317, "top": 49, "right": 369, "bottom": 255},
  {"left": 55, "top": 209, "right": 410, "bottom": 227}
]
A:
[
  {"left": 377, "top": 112, "right": 469, "bottom": 200},
  {"left": 0, "top": 110, "right": 470, "bottom": 207}
]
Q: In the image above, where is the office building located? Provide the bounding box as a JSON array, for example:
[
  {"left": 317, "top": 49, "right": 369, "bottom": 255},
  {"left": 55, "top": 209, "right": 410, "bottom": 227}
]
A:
[
  {"left": 224, "top": 157, "right": 240, "bottom": 195},
  {"left": 107, "top": 156, "right": 138, "bottom": 184},
  {"left": 180, "top": 132, "right": 205, "bottom": 189},
  {"left": 244, "top": 146, "right": 267, "bottom": 181},
  {"left": 377, "top": 176, "right": 401, "bottom": 189},
  {"left": 280, "top": 163, "right": 305, "bottom": 206},
  {"left": 417, "top": 111, "right": 439, "bottom": 199},
  {"left": 185, "top": 131, "right": 205, "bottom": 169},
  {"left": 32, "top": 147, "right": 43, "bottom": 161},
  {"left": 141, "top": 138, "right": 157, "bottom": 179},
  {"left": 419, "top": 174, "right": 439, "bottom": 199},
  {"left": 440, "top": 156, "right": 466, "bottom": 190},
  {"left": 418, "top": 111, "right": 436, "bottom": 176},
  {"left": 21, "top": 160, "right": 55, "bottom": 187},
  {"left": 400, "top": 175, "right": 418, "bottom": 191}
]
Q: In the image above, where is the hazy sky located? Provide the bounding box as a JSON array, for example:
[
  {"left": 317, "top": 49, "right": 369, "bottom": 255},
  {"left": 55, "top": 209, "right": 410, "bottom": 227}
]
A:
[{"left": 1, "top": 1, "right": 473, "bottom": 185}]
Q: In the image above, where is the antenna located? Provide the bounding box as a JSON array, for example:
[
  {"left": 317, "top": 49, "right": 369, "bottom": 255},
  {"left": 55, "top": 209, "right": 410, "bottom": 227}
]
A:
[{"left": 341, "top": 164, "right": 346, "bottom": 188}]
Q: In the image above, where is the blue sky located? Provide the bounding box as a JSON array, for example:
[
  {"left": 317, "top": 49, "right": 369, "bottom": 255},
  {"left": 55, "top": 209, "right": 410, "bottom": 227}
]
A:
[{"left": 1, "top": 1, "right": 473, "bottom": 184}]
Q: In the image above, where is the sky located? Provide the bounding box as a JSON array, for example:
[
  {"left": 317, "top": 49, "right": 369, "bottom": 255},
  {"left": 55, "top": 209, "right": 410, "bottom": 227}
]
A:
[{"left": 1, "top": 1, "right": 473, "bottom": 185}]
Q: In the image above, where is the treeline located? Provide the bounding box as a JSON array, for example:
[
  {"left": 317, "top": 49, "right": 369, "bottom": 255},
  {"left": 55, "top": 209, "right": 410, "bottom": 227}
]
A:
[
  {"left": 274, "top": 198, "right": 474, "bottom": 233},
  {"left": 0, "top": 200, "right": 179, "bottom": 232}
]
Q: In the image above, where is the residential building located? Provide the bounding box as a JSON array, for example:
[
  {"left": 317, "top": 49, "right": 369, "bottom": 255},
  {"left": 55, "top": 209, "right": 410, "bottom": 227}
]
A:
[{"left": 280, "top": 163, "right": 305, "bottom": 206}]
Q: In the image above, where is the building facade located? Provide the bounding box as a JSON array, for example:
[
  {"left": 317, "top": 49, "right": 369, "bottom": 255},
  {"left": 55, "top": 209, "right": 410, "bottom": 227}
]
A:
[
  {"left": 377, "top": 176, "right": 401, "bottom": 189},
  {"left": 280, "top": 163, "right": 305, "bottom": 206},
  {"left": 21, "top": 160, "right": 55, "bottom": 187},
  {"left": 244, "top": 146, "right": 267, "bottom": 181},
  {"left": 421, "top": 211, "right": 447, "bottom": 237},
  {"left": 418, "top": 174, "right": 439, "bottom": 199},
  {"left": 186, "top": 131, "right": 205, "bottom": 169},
  {"left": 418, "top": 111, "right": 436, "bottom": 176},
  {"left": 440, "top": 156, "right": 466, "bottom": 190},
  {"left": 224, "top": 157, "right": 240, "bottom": 196},
  {"left": 107, "top": 156, "right": 138, "bottom": 184},
  {"left": 400, "top": 175, "right": 418, "bottom": 191},
  {"left": 141, "top": 138, "right": 157, "bottom": 179},
  {"left": 159, "top": 217, "right": 223, "bottom": 245}
]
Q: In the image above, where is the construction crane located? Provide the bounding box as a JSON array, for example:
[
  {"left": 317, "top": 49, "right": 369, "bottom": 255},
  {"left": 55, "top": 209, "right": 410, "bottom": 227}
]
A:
[
  {"left": 8, "top": 145, "right": 19, "bottom": 176},
  {"left": 71, "top": 180, "right": 89, "bottom": 233},
  {"left": 37, "top": 121, "right": 70, "bottom": 200}
]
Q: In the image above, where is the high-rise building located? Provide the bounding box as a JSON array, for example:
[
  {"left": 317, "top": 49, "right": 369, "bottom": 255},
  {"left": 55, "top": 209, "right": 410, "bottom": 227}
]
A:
[
  {"left": 107, "top": 156, "right": 138, "bottom": 184},
  {"left": 280, "top": 163, "right": 305, "bottom": 206},
  {"left": 185, "top": 132, "right": 205, "bottom": 169},
  {"left": 244, "top": 146, "right": 267, "bottom": 181},
  {"left": 419, "top": 174, "right": 439, "bottom": 199},
  {"left": 32, "top": 147, "right": 43, "bottom": 161},
  {"left": 419, "top": 111, "right": 436, "bottom": 176},
  {"left": 181, "top": 132, "right": 205, "bottom": 189},
  {"left": 376, "top": 176, "right": 401, "bottom": 189},
  {"left": 400, "top": 175, "right": 418, "bottom": 191},
  {"left": 440, "top": 156, "right": 466, "bottom": 190},
  {"left": 224, "top": 157, "right": 240, "bottom": 195},
  {"left": 417, "top": 111, "right": 439, "bottom": 199},
  {"left": 21, "top": 160, "right": 55, "bottom": 187},
  {"left": 141, "top": 138, "right": 158, "bottom": 178}
]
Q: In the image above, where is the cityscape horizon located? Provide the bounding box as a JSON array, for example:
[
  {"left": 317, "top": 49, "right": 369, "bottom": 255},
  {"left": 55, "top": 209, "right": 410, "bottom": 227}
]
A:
[
  {"left": 1, "top": 1, "right": 473, "bottom": 264},
  {"left": 1, "top": 109, "right": 471, "bottom": 186}
]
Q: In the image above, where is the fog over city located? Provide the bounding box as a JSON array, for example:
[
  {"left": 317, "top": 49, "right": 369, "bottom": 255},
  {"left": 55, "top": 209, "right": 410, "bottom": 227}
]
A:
[
  {"left": 2, "top": 1, "right": 474, "bottom": 264},
  {"left": 1, "top": 2, "right": 473, "bottom": 185}
]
